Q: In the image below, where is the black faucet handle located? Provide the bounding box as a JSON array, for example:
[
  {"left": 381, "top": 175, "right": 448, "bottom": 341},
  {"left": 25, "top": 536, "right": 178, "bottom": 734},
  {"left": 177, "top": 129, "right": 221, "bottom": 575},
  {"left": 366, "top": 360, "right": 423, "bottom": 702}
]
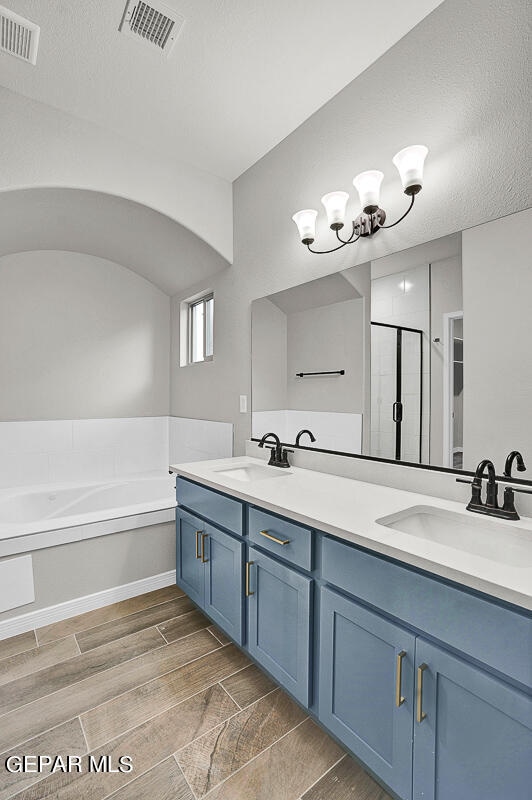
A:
[{"left": 456, "top": 478, "right": 473, "bottom": 485}]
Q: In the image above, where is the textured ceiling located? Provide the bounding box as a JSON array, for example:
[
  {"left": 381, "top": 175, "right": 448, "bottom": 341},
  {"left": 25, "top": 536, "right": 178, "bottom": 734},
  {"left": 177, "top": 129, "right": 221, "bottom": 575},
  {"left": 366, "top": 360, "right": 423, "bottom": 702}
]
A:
[
  {"left": 0, "top": 0, "right": 443, "bottom": 180},
  {"left": 0, "top": 188, "right": 229, "bottom": 295}
]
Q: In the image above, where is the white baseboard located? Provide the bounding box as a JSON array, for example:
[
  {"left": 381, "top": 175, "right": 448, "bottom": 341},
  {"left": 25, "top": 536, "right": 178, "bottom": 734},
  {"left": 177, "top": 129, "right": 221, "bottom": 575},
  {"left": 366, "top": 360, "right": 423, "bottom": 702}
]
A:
[{"left": 0, "top": 569, "right": 177, "bottom": 642}]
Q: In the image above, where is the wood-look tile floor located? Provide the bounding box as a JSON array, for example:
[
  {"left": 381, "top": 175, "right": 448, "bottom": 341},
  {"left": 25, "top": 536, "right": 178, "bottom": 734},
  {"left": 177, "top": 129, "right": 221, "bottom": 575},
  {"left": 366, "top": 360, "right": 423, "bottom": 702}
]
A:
[{"left": 0, "top": 586, "right": 392, "bottom": 800}]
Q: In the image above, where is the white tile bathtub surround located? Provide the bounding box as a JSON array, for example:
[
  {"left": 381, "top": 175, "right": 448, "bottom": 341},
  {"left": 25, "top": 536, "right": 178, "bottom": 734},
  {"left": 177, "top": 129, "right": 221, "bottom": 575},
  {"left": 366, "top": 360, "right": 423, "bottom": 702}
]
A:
[
  {"left": 245, "top": 440, "right": 532, "bottom": 520},
  {"left": 252, "top": 409, "right": 362, "bottom": 453},
  {"left": 0, "top": 417, "right": 169, "bottom": 489},
  {"left": 169, "top": 416, "right": 233, "bottom": 463},
  {"left": 0, "top": 416, "right": 234, "bottom": 489}
]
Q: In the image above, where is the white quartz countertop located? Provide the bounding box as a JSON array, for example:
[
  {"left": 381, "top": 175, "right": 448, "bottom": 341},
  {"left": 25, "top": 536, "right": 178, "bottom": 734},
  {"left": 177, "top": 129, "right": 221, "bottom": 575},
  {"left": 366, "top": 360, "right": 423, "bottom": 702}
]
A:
[{"left": 170, "top": 456, "right": 532, "bottom": 611}]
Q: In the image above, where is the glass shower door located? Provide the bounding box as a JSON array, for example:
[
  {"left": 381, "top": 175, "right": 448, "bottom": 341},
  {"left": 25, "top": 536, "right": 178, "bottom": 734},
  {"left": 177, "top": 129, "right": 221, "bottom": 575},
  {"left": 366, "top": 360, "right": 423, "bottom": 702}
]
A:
[{"left": 370, "top": 323, "right": 423, "bottom": 462}]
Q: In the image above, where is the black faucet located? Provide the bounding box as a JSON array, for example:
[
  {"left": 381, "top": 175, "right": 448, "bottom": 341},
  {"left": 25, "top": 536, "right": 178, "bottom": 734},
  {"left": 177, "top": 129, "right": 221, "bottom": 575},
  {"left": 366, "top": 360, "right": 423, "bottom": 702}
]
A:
[
  {"left": 258, "top": 432, "right": 293, "bottom": 468},
  {"left": 459, "top": 457, "right": 532, "bottom": 520},
  {"left": 295, "top": 429, "right": 316, "bottom": 447},
  {"left": 503, "top": 450, "right": 526, "bottom": 478}
]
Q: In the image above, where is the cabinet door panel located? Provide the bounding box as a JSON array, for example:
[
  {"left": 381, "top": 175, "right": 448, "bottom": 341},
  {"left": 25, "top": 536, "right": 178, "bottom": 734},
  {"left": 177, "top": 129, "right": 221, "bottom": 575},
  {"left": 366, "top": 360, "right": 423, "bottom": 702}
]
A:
[
  {"left": 247, "top": 547, "right": 312, "bottom": 707},
  {"left": 204, "top": 524, "right": 244, "bottom": 645},
  {"left": 413, "top": 638, "right": 532, "bottom": 800},
  {"left": 319, "top": 587, "right": 415, "bottom": 800},
  {"left": 176, "top": 509, "right": 204, "bottom": 607}
]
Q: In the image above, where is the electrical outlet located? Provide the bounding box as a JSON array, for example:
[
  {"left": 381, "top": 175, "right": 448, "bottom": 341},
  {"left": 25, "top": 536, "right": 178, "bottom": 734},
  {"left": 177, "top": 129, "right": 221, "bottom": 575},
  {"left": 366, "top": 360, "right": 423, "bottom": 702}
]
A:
[{"left": 239, "top": 395, "right": 248, "bottom": 413}]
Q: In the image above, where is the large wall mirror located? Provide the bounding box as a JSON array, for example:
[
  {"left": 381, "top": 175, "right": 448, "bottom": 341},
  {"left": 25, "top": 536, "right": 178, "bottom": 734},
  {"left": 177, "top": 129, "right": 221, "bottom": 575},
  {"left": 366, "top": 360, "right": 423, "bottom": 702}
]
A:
[{"left": 251, "top": 208, "right": 532, "bottom": 481}]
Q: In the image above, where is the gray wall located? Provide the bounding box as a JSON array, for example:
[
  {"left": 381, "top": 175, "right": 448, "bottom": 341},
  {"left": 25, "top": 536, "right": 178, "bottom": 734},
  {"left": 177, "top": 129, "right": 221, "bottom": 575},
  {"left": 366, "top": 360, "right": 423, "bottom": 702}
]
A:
[
  {"left": 286, "top": 299, "right": 365, "bottom": 413},
  {"left": 462, "top": 208, "right": 532, "bottom": 471},
  {"left": 0, "top": 522, "right": 176, "bottom": 624},
  {"left": 430, "top": 255, "right": 463, "bottom": 464},
  {"left": 170, "top": 0, "right": 531, "bottom": 454},
  {"left": 251, "top": 298, "right": 288, "bottom": 411},
  {"left": 0, "top": 250, "right": 171, "bottom": 420}
]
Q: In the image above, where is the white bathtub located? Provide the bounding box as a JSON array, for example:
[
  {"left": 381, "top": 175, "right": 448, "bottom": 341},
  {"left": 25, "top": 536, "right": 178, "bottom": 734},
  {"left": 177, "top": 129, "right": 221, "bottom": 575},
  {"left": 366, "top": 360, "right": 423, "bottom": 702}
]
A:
[{"left": 0, "top": 475, "right": 177, "bottom": 553}]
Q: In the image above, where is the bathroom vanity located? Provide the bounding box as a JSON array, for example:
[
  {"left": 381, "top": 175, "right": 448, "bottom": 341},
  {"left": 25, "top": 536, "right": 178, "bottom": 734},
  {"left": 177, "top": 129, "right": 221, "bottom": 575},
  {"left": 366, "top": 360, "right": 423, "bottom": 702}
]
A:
[{"left": 170, "top": 456, "right": 532, "bottom": 800}]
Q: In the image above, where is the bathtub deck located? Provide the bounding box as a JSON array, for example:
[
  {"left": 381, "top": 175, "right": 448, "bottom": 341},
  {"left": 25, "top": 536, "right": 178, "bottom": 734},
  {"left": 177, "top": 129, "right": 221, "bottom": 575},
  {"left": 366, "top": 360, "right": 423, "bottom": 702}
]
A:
[{"left": 0, "top": 586, "right": 390, "bottom": 800}]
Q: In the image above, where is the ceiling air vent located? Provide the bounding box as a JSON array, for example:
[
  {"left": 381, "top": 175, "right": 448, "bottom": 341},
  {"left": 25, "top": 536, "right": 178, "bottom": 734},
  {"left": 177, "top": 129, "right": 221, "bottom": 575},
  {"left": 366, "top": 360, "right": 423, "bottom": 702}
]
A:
[
  {"left": 0, "top": 4, "right": 40, "bottom": 65},
  {"left": 119, "top": 0, "right": 184, "bottom": 56}
]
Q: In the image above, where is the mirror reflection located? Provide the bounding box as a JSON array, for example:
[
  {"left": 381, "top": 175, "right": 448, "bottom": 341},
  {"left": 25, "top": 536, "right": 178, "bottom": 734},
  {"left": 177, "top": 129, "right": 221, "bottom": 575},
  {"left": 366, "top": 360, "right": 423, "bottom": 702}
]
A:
[{"left": 251, "top": 209, "right": 531, "bottom": 475}]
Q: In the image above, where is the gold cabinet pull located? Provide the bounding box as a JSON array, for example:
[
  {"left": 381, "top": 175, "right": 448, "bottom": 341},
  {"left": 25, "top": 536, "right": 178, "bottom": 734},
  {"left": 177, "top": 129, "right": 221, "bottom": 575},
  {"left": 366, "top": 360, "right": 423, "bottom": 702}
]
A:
[
  {"left": 195, "top": 530, "right": 202, "bottom": 559},
  {"left": 395, "top": 650, "right": 406, "bottom": 707},
  {"left": 259, "top": 529, "right": 290, "bottom": 546},
  {"left": 245, "top": 561, "right": 254, "bottom": 596},
  {"left": 201, "top": 532, "right": 209, "bottom": 563},
  {"left": 416, "top": 663, "right": 428, "bottom": 723}
]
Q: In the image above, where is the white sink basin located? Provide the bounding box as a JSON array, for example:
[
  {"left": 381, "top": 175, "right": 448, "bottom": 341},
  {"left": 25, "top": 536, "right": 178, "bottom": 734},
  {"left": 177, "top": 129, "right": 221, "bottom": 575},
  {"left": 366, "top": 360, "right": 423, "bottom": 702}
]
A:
[
  {"left": 376, "top": 505, "right": 532, "bottom": 567},
  {"left": 213, "top": 463, "right": 293, "bottom": 482}
]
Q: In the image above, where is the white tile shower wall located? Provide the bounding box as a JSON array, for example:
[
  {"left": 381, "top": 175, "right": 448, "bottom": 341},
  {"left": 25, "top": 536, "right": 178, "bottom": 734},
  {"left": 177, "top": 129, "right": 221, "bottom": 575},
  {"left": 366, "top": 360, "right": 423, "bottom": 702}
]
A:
[
  {"left": 252, "top": 410, "right": 362, "bottom": 453},
  {"left": 169, "top": 417, "right": 233, "bottom": 464}
]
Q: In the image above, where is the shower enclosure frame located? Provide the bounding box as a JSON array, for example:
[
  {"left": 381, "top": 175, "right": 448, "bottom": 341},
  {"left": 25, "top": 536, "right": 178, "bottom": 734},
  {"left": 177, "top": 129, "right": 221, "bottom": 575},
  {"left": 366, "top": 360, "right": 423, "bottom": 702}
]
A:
[{"left": 371, "top": 321, "right": 424, "bottom": 463}]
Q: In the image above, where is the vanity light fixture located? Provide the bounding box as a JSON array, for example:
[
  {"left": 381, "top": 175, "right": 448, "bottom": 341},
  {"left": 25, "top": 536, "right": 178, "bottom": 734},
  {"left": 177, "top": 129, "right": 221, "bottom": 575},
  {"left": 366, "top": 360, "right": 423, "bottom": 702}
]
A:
[{"left": 292, "top": 145, "right": 428, "bottom": 254}]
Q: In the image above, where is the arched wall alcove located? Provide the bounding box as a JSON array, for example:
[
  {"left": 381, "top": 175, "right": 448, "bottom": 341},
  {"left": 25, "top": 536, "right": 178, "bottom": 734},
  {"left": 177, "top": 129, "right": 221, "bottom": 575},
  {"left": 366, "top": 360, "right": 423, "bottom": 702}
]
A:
[
  {"left": 0, "top": 187, "right": 231, "bottom": 295},
  {"left": 0, "top": 187, "right": 230, "bottom": 421}
]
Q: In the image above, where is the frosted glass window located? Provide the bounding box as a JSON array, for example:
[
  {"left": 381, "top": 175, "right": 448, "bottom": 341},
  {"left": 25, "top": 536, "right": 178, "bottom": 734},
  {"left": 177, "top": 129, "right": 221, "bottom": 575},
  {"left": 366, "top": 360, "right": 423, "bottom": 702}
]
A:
[{"left": 189, "top": 293, "right": 214, "bottom": 364}]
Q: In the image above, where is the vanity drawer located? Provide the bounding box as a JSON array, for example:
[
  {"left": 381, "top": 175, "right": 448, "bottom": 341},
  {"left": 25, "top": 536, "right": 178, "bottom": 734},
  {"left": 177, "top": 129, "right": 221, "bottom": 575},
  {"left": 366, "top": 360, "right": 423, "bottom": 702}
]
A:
[
  {"left": 248, "top": 507, "right": 313, "bottom": 571},
  {"left": 321, "top": 535, "right": 532, "bottom": 687},
  {"left": 176, "top": 477, "right": 244, "bottom": 536}
]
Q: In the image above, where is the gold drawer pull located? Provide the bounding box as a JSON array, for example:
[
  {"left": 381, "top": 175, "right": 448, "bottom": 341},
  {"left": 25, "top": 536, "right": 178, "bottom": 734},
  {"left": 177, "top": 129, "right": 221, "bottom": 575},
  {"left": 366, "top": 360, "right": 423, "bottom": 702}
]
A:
[
  {"left": 201, "top": 532, "right": 209, "bottom": 563},
  {"left": 195, "top": 530, "right": 202, "bottom": 559},
  {"left": 416, "top": 663, "right": 428, "bottom": 723},
  {"left": 259, "top": 529, "right": 290, "bottom": 546},
  {"left": 245, "top": 561, "right": 254, "bottom": 596},
  {"left": 395, "top": 650, "right": 406, "bottom": 707}
]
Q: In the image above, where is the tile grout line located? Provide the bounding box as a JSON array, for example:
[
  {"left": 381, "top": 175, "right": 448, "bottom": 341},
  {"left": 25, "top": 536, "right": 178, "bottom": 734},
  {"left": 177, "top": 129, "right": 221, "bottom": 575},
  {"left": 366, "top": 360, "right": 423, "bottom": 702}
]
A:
[
  {"left": 0, "top": 636, "right": 223, "bottom": 752},
  {"left": 174, "top": 685, "right": 283, "bottom": 768},
  {"left": 173, "top": 755, "right": 200, "bottom": 800},
  {"left": 78, "top": 643, "right": 228, "bottom": 738},
  {"left": 200, "top": 717, "right": 311, "bottom": 799},
  {"left": 83, "top": 664, "right": 250, "bottom": 751},
  {"left": 85, "top": 665, "right": 279, "bottom": 760},
  {"left": 0, "top": 635, "right": 80, "bottom": 688},
  {"left": 35, "top": 589, "right": 187, "bottom": 645},
  {"left": 0, "top": 623, "right": 214, "bottom": 721},
  {"left": 217, "top": 680, "right": 242, "bottom": 711},
  {"left": 207, "top": 629, "right": 229, "bottom": 646},
  {"left": 77, "top": 715, "right": 90, "bottom": 753},
  {"left": 156, "top": 625, "right": 171, "bottom": 645},
  {"left": 0, "top": 630, "right": 39, "bottom": 663},
  {"left": 74, "top": 604, "right": 197, "bottom": 652},
  {"left": 0, "top": 630, "right": 171, "bottom": 721},
  {"left": 297, "top": 753, "right": 347, "bottom": 799}
]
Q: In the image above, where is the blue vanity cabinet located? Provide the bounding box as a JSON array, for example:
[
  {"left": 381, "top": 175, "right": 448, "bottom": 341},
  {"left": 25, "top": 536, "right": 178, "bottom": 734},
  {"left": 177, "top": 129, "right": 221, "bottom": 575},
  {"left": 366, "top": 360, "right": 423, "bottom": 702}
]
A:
[
  {"left": 203, "top": 522, "right": 245, "bottom": 644},
  {"left": 176, "top": 507, "right": 244, "bottom": 644},
  {"left": 176, "top": 507, "right": 205, "bottom": 607},
  {"left": 246, "top": 546, "right": 312, "bottom": 707},
  {"left": 319, "top": 586, "right": 416, "bottom": 800},
  {"left": 412, "top": 638, "right": 532, "bottom": 800}
]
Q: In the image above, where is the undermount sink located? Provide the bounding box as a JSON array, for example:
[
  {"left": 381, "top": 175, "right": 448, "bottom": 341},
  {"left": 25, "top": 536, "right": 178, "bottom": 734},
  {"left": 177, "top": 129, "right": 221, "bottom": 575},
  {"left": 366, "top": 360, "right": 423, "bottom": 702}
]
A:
[
  {"left": 214, "top": 463, "right": 293, "bottom": 482},
  {"left": 376, "top": 505, "right": 532, "bottom": 567}
]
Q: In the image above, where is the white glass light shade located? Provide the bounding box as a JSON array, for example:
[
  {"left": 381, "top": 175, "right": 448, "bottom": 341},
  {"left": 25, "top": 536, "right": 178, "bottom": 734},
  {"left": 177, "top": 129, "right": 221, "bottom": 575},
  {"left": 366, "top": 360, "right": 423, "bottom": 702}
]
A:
[
  {"left": 392, "top": 145, "right": 428, "bottom": 194},
  {"left": 292, "top": 209, "right": 318, "bottom": 244},
  {"left": 353, "top": 170, "right": 384, "bottom": 212},
  {"left": 321, "top": 191, "right": 349, "bottom": 229}
]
